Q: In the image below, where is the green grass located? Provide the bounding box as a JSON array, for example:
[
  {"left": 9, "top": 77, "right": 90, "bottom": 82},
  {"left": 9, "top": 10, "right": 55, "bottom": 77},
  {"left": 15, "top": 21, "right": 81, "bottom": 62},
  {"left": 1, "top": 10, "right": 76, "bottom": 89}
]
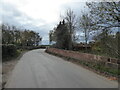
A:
[{"left": 77, "top": 60, "right": 119, "bottom": 77}]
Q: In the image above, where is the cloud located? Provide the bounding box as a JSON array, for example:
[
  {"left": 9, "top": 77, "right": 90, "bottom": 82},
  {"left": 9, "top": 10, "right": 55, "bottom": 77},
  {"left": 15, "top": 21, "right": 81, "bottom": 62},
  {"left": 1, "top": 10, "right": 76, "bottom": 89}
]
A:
[
  {"left": 1, "top": 0, "right": 87, "bottom": 44},
  {"left": 0, "top": 0, "right": 50, "bottom": 44}
]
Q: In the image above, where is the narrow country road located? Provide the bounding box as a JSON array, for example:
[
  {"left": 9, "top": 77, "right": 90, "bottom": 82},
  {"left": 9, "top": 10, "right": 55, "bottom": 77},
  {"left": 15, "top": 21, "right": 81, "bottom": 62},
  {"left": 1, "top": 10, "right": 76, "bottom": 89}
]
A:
[{"left": 6, "top": 49, "right": 118, "bottom": 88}]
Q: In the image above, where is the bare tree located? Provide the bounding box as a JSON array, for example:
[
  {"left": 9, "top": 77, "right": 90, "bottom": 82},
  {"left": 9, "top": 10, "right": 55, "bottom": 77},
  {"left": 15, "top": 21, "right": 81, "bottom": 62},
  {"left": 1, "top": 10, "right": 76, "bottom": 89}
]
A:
[
  {"left": 85, "top": 2, "right": 120, "bottom": 58},
  {"left": 64, "top": 9, "right": 77, "bottom": 49},
  {"left": 79, "top": 13, "right": 93, "bottom": 51},
  {"left": 86, "top": 2, "right": 120, "bottom": 29},
  {"left": 49, "top": 28, "right": 56, "bottom": 44}
]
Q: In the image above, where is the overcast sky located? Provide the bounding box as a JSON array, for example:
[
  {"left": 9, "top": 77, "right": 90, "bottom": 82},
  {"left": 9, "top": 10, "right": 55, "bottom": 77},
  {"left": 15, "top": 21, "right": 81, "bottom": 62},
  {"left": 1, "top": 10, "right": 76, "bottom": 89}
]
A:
[{"left": 0, "top": 0, "right": 91, "bottom": 44}]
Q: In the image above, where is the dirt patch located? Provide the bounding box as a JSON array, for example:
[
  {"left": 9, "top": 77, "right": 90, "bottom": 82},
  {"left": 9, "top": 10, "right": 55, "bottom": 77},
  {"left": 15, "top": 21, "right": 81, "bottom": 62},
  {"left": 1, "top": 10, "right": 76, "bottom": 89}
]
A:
[{"left": 2, "top": 59, "right": 18, "bottom": 88}]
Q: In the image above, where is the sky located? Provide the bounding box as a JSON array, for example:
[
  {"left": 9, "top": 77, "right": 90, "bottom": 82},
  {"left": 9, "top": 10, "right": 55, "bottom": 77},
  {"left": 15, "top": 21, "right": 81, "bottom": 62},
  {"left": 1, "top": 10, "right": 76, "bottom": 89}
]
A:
[
  {"left": 1, "top": 0, "right": 117, "bottom": 45},
  {"left": 0, "top": 0, "right": 90, "bottom": 44}
]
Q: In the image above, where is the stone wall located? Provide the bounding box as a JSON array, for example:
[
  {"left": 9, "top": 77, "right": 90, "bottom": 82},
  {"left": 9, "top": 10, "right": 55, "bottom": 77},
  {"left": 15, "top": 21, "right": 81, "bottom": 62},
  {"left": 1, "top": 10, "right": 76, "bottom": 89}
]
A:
[{"left": 46, "top": 48, "right": 119, "bottom": 69}]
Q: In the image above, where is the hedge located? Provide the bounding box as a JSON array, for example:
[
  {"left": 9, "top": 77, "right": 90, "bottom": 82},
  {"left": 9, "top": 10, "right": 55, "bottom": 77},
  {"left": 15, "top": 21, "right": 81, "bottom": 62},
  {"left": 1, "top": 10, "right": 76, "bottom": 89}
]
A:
[{"left": 2, "top": 44, "right": 17, "bottom": 60}]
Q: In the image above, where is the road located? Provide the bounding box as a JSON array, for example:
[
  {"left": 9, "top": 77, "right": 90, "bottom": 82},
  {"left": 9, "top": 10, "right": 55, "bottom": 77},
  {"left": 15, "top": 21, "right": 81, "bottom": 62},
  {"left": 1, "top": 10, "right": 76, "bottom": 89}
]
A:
[{"left": 6, "top": 49, "right": 118, "bottom": 88}]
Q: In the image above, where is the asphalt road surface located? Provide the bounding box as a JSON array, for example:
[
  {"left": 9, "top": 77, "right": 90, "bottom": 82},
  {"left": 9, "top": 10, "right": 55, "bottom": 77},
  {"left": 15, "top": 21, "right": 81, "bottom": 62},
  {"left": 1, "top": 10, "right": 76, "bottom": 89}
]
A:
[{"left": 6, "top": 49, "right": 118, "bottom": 88}]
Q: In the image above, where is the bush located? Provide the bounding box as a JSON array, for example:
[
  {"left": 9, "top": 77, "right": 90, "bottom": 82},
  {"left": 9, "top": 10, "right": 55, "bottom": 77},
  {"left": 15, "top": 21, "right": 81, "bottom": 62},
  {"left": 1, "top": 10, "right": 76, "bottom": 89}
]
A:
[{"left": 2, "top": 44, "right": 18, "bottom": 60}]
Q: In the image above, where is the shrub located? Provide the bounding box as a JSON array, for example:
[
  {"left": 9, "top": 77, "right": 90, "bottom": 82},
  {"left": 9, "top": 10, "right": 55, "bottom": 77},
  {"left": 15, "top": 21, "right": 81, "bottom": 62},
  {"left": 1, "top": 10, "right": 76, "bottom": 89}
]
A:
[{"left": 2, "top": 44, "right": 17, "bottom": 60}]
